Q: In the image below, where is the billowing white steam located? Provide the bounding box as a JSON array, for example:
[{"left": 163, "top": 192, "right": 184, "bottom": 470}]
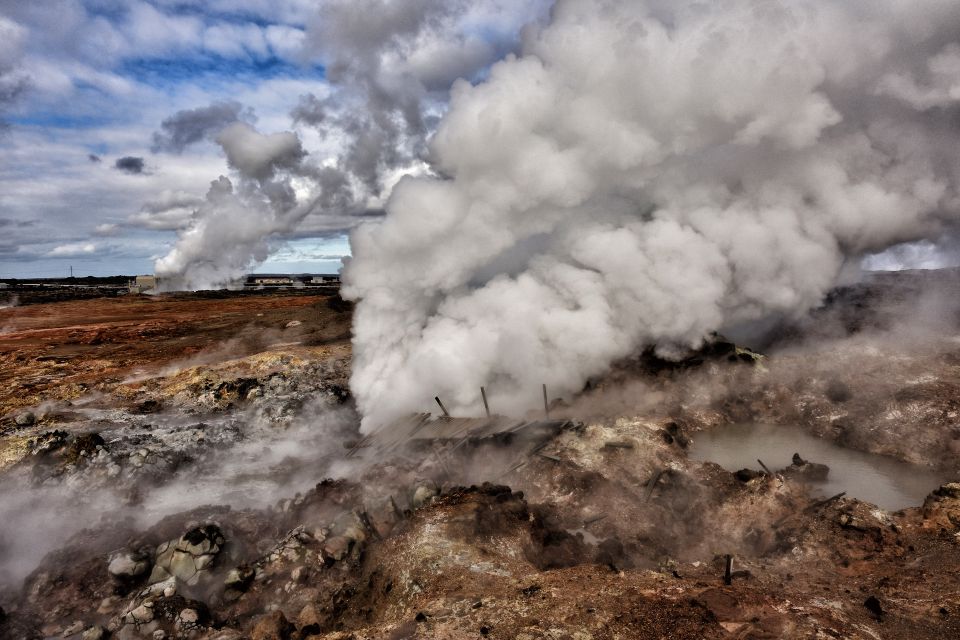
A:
[
  {"left": 152, "top": 1, "right": 544, "bottom": 290},
  {"left": 154, "top": 123, "right": 314, "bottom": 290},
  {"left": 344, "top": 0, "right": 960, "bottom": 430}
]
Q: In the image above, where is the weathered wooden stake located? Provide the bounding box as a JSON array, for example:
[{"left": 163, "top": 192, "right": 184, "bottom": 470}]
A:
[
  {"left": 542, "top": 383, "right": 550, "bottom": 419},
  {"left": 757, "top": 459, "right": 773, "bottom": 475},
  {"left": 389, "top": 495, "right": 405, "bottom": 520},
  {"left": 481, "top": 386, "right": 491, "bottom": 418},
  {"left": 645, "top": 469, "right": 665, "bottom": 501},
  {"left": 724, "top": 554, "right": 733, "bottom": 585},
  {"left": 434, "top": 396, "right": 450, "bottom": 417}
]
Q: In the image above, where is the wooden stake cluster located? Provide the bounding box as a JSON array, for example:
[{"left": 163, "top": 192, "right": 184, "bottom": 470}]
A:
[{"left": 433, "top": 383, "right": 553, "bottom": 420}]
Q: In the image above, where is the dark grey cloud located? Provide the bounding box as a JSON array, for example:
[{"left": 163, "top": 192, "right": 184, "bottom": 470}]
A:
[
  {"left": 0, "top": 14, "right": 29, "bottom": 130},
  {"left": 290, "top": 93, "right": 326, "bottom": 127},
  {"left": 214, "top": 122, "right": 306, "bottom": 183},
  {"left": 151, "top": 100, "right": 250, "bottom": 153},
  {"left": 0, "top": 217, "right": 33, "bottom": 228},
  {"left": 87, "top": 153, "right": 101, "bottom": 163},
  {"left": 114, "top": 156, "right": 145, "bottom": 174}
]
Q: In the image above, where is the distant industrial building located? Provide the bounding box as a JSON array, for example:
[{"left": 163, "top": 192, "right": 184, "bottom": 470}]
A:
[
  {"left": 125, "top": 273, "right": 340, "bottom": 292},
  {"left": 245, "top": 273, "right": 341, "bottom": 288},
  {"left": 128, "top": 275, "right": 158, "bottom": 294}
]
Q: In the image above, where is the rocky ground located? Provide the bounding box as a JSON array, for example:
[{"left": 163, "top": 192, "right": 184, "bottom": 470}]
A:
[{"left": 0, "top": 276, "right": 958, "bottom": 639}]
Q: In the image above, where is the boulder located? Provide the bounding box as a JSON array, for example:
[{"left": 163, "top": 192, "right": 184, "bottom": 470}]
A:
[
  {"left": 923, "top": 483, "right": 960, "bottom": 529},
  {"left": 149, "top": 524, "right": 225, "bottom": 585}
]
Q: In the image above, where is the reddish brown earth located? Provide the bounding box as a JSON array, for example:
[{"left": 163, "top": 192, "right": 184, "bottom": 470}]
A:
[{"left": 0, "top": 292, "right": 351, "bottom": 420}]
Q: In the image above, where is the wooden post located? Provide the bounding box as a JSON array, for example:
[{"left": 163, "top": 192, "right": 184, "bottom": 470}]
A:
[
  {"left": 481, "top": 386, "right": 491, "bottom": 418},
  {"left": 757, "top": 459, "right": 773, "bottom": 476},
  {"left": 724, "top": 555, "right": 733, "bottom": 585},
  {"left": 434, "top": 396, "right": 450, "bottom": 417},
  {"left": 542, "top": 384, "right": 550, "bottom": 419}
]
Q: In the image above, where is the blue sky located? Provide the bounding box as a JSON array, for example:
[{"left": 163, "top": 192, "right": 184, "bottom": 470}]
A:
[
  {"left": 0, "top": 0, "right": 551, "bottom": 279},
  {"left": 0, "top": 0, "right": 344, "bottom": 277}
]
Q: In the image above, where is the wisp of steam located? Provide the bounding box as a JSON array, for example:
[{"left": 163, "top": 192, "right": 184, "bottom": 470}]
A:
[{"left": 343, "top": 0, "right": 960, "bottom": 430}]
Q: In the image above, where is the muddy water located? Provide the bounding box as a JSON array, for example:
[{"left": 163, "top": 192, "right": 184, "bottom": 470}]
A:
[{"left": 689, "top": 423, "right": 949, "bottom": 511}]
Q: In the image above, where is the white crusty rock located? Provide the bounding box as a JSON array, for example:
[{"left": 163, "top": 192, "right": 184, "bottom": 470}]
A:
[{"left": 148, "top": 524, "right": 225, "bottom": 586}]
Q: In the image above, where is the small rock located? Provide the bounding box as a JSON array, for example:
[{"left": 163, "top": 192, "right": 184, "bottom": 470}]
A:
[
  {"left": 224, "top": 565, "right": 255, "bottom": 592},
  {"left": 285, "top": 320, "right": 303, "bottom": 328},
  {"left": 250, "top": 611, "right": 294, "bottom": 640},
  {"left": 97, "top": 597, "right": 120, "bottom": 615},
  {"left": 297, "top": 603, "right": 323, "bottom": 635},
  {"left": 321, "top": 535, "right": 352, "bottom": 562},
  {"left": 178, "top": 608, "right": 199, "bottom": 624},
  {"left": 129, "top": 603, "right": 154, "bottom": 624},
  {"left": 62, "top": 620, "right": 85, "bottom": 636},
  {"left": 108, "top": 552, "right": 150, "bottom": 579},
  {"left": 14, "top": 411, "right": 35, "bottom": 426},
  {"left": 412, "top": 485, "right": 438, "bottom": 509},
  {"left": 81, "top": 627, "right": 107, "bottom": 640},
  {"left": 290, "top": 566, "right": 309, "bottom": 583},
  {"left": 782, "top": 453, "right": 829, "bottom": 481},
  {"left": 152, "top": 631, "right": 167, "bottom": 640}
]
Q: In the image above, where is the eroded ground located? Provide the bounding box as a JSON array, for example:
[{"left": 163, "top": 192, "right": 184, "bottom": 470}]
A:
[{"left": 0, "top": 277, "right": 958, "bottom": 639}]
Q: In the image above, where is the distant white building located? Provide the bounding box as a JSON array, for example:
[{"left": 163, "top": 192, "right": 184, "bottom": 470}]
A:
[{"left": 128, "top": 275, "right": 157, "bottom": 294}]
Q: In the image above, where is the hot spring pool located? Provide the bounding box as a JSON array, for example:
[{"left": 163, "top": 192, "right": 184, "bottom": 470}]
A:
[{"left": 688, "top": 423, "right": 949, "bottom": 511}]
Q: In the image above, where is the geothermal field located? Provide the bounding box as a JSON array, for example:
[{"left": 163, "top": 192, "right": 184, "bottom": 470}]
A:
[
  {"left": 0, "top": 271, "right": 957, "bottom": 639},
  {"left": 5, "top": 0, "right": 960, "bottom": 639}
]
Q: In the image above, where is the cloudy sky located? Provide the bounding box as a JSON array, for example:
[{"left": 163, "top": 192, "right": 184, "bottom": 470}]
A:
[{"left": 0, "top": 0, "right": 549, "bottom": 279}]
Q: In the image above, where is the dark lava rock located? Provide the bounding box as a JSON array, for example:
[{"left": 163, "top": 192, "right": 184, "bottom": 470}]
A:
[
  {"left": 864, "top": 595, "right": 884, "bottom": 621},
  {"left": 735, "top": 468, "right": 762, "bottom": 482},
  {"left": 782, "top": 453, "right": 830, "bottom": 481},
  {"left": 134, "top": 399, "right": 162, "bottom": 414}
]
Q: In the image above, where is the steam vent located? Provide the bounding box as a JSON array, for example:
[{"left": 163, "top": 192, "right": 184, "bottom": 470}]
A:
[{"left": 2, "top": 1, "right": 960, "bottom": 638}]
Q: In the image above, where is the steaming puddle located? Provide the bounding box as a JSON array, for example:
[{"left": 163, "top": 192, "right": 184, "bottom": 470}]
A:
[{"left": 690, "top": 423, "right": 948, "bottom": 511}]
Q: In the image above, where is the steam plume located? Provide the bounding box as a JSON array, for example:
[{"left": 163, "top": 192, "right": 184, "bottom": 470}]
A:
[
  {"left": 152, "top": 0, "right": 543, "bottom": 289},
  {"left": 344, "top": 0, "right": 960, "bottom": 430}
]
